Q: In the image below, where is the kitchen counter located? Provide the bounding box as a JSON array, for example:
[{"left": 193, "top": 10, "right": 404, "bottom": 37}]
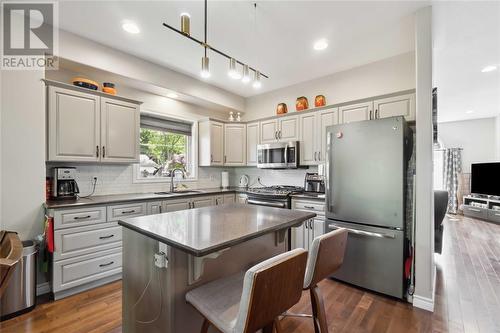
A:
[
  {"left": 121, "top": 203, "right": 315, "bottom": 333},
  {"left": 45, "top": 187, "right": 246, "bottom": 209},
  {"left": 119, "top": 203, "right": 315, "bottom": 257}
]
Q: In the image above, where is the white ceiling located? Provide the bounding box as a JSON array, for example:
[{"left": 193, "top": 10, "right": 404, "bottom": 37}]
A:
[
  {"left": 55, "top": 1, "right": 426, "bottom": 98},
  {"left": 433, "top": 1, "right": 500, "bottom": 123}
]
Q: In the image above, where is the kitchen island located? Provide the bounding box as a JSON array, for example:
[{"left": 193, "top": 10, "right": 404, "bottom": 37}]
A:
[{"left": 118, "top": 203, "right": 315, "bottom": 333}]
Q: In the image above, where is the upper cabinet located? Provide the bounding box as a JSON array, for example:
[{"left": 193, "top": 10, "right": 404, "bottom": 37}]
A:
[
  {"left": 373, "top": 93, "right": 415, "bottom": 121},
  {"left": 339, "top": 101, "right": 373, "bottom": 124},
  {"left": 199, "top": 120, "right": 224, "bottom": 166},
  {"left": 246, "top": 122, "right": 259, "bottom": 166},
  {"left": 224, "top": 123, "right": 246, "bottom": 166},
  {"left": 300, "top": 108, "right": 338, "bottom": 166},
  {"left": 100, "top": 97, "right": 140, "bottom": 163},
  {"left": 47, "top": 84, "right": 140, "bottom": 163},
  {"left": 199, "top": 120, "right": 246, "bottom": 167},
  {"left": 260, "top": 115, "right": 299, "bottom": 143}
]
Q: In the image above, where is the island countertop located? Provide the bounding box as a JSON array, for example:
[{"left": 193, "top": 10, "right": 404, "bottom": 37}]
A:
[{"left": 118, "top": 203, "right": 316, "bottom": 257}]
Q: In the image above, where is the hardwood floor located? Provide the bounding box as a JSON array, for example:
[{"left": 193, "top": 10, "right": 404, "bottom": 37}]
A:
[{"left": 1, "top": 215, "right": 499, "bottom": 333}]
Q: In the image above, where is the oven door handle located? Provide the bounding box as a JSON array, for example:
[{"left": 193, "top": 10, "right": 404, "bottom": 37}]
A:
[
  {"left": 328, "top": 223, "right": 395, "bottom": 239},
  {"left": 247, "top": 199, "right": 287, "bottom": 208}
]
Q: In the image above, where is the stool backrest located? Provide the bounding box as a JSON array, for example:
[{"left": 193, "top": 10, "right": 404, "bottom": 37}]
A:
[
  {"left": 235, "top": 248, "right": 308, "bottom": 333},
  {"left": 303, "top": 228, "right": 348, "bottom": 289},
  {"left": 0, "top": 231, "right": 23, "bottom": 297}
]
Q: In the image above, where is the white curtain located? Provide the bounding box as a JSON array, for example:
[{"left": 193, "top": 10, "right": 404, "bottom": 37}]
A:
[{"left": 444, "top": 148, "right": 462, "bottom": 214}]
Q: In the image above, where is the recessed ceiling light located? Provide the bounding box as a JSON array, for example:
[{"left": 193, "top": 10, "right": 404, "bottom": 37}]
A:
[
  {"left": 122, "top": 21, "right": 140, "bottom": 34},
  {"left": 167, "top": 92, "right": 178, "bottom": 99},
  {"left": 481, "top": 65, "right": 497, "bottom": 73},
  {"left": 465, "top": 110, "right": 474, "bottom": 114},
  {"left": 313, "top": 38, "right": 328, "bottom": 51}
]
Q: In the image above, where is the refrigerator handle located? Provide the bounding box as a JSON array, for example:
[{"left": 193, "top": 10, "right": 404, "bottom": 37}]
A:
[
  {"left": 325, "top": 131, "right": 333, "bottom": 213},
  {"left": 328, "top": 223, "right": 396, "bottom": 239}
]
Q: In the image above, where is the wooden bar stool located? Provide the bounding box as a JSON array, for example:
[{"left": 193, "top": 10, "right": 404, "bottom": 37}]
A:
[
  {"left": 0, "top": 231, "right": 23, "bottom": 297},
  {"left": 186, "top": 248, "right": 308, "bottom": 333},
  {"left": 285, "top": 228, "right": 348, "bottom": 333}
]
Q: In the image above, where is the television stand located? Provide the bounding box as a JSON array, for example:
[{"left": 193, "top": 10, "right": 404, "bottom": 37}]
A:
[{"left": 462, "top": 195, "right": 500, "bottom": 224}]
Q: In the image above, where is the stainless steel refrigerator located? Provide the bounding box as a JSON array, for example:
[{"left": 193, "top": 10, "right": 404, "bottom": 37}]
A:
[{"left": 325, "top": 116, "right": 412, "bottom": 298}]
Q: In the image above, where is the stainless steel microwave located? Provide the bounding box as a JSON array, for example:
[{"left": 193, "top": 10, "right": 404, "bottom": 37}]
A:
[{"left": 257, "top": 141, "right": 300, "bottom": 169}]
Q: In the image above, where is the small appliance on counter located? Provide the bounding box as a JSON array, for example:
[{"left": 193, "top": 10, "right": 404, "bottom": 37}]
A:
[
  {"left": 52, "top": 167, "right": 80, "bottom": 200},
  {"left": 304, "top": 172, "right": 325, "bottom": 194},
  {"left": 239, "top": 175, "right": 249, "bottom": 188}
]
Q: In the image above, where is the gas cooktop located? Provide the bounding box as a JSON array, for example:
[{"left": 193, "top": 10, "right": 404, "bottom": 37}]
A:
[{"left": 247, "top": 185, "right": 304, "bottom": 196}]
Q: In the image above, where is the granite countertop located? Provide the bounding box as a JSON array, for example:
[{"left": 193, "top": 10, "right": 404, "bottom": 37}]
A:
[
  {"left": 45, "top": 187, "right": 246, "bottom": 209},
  {"left": 118, "top": 203, "right": 316, "bottom": 257}
]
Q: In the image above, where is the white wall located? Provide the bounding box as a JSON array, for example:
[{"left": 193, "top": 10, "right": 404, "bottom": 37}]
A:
[
  {"left": 439, "top": 118, "right": 497, "bottom": 173},
  {"left": 244, "top": 52, "right": 415, "bottom": 121},
  {"left": 1, "top": 70, "right": 46, "bottom": 240},
  {"left": 57, "top": 30, "right": 244, "bottom": 112},
  {"left": 413, "top": 6, "right": 435, "bottom": 311}
]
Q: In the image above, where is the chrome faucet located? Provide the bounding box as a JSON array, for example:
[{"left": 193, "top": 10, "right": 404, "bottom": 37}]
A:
[{"left": 170, "top": 168, "right": 186, "bottom": 192}]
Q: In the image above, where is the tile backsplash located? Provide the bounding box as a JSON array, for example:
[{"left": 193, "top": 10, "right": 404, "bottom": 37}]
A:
[{"left": 46, "top": 163, "right": 316, "bottom": 196}]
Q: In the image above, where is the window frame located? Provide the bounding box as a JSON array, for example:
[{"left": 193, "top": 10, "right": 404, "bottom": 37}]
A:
[{"left": 133, "top": 111, "right": 198, "bottom": 184}]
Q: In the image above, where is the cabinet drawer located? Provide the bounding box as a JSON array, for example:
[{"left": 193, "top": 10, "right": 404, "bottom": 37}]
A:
[
  {"left": 292, "top": 200, "right": 325, "bottom": 215},
  {"left": 54, "top": 224, "right": 122, "bottom": 261},
  {"left": 53, "top": 206, "right": 107, "bottom": 230},
  {"left": 487, "top": 210, "right": 500, "bottom": 224},
  {"left": 463, "top": 206, "right": 487, "bottom": 219},
  {"left": 107, "top": 202, "right": 147, "bottom": 221},
  {"left": 53, "top": 248, "right": 122, "bottom": 292}
]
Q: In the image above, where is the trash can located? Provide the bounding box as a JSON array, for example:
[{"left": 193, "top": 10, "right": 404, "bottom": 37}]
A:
[{"left": 0, "top": 240, "right": 38, "bottom": 321}]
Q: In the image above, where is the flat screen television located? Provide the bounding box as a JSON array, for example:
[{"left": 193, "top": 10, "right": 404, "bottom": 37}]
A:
[{"left": 471, "top": 163, "right": 500, "bottom": 196}]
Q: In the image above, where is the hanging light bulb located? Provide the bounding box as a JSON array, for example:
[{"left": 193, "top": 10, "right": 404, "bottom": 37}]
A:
[
  {"left": 228, "top": 58, "right": 241, "bottom": 79},
  {"left": 180, "top": 13, "right": 191, "bottom": 35},
  {"left": 252, "top": 70, "right": 261, "bottom": 89},
  {"left": 201, "top": 56, "right": 210, "bottom": 78},
  {"left": 241, "top": 65, "right": 251, "bottom": 83}
]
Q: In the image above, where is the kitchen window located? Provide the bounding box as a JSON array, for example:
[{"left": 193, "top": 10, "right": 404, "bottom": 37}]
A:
[{"left": 135, "top": 113, "right": 197, "bottom": 182}]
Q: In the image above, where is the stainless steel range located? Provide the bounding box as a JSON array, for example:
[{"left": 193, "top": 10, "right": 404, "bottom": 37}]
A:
[{"left": 246, "top": 185, "right": 304, "bottom": 209}]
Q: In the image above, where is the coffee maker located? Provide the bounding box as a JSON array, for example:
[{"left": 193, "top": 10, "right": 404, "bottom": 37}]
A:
[
  {"left": 52, "top": 167, "right": 79, "bottom": 199},
  {"left": 304, "top": 172, "right": 325, "bottom": 194}
]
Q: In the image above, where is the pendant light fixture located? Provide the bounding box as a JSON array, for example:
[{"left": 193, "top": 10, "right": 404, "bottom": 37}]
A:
[
  {"left": 241, "top": 64, "right": 251, "bottom": 83},
  {"left": 162, "top": 0, "right": 268, "bottom": 82},
  {"left": 252, "top": 70, "right": 261, "bottom": 89},
  {"left": 201, "top": 56, "right": 210, "bottom": 78},
  {"left": 228, "top": 58, "right": 241, "bottom": 79}
]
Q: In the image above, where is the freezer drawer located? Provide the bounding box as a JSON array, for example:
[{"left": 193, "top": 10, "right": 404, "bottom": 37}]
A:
[{"left": 327, "top": 220, "right": 405, "bottom": 298}]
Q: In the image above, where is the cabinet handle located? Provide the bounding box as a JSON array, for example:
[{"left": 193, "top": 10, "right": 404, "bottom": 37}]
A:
[
  {"left": 313, "top": 152, "right": 317, "bottom": 161},
  {"left": 99, "top": 261, "right": 114, "bottom": 268},
  {"left": 159, "top": 205, "right": 162, "bottom": 213},
  {"left": 121, "top": 209, "right": 136, "bottom": 214},
  {"left": 102, "top": 146, "right": 106, "bottom": 158},
  {"left": 224, "top": 156, "right": 227, "bottom": 164},
  {"left": 375, "top": 109, "right": 379, "bottom": 119},
  {"left": 318, "top": 151, "right": 321, "bottom": 161},
  {"left": 369, "top": 110, "right": 373, "bottom": 120},
  {"left": 191, "top": 202, "right": 195, "bottom": 209},
  {"left": 96, "top": 145, "right": 99, "bottom": 158},
  {"left": 278, "top": 130, "right": 282, "bottom": 139},
  {"left": 99, "top": 234, "right": 115, "bottom": 240},
  {"left": 304, "top": 206, "right": 315, "bottom": 209},
  {"left": 211, "top": 154, "right": 213, "bottom": 163},
  {"left": 275, "top": 131, "right": 278, "bottom": 140},
  {"left": 74, "top": 215, "right": 91, "bottom": 220}
]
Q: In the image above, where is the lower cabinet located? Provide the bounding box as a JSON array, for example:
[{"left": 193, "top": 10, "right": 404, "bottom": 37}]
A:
[
  {"left": 53, "top": 248, "right": 122, "bottom": 295},
  {"left": 237, "top": 193, "right": 248, "bottom": 204},
  {"left": 292, "top": 218, "right": 325, "bottom": 251},
  {"left": 49, "top": 192, "right": 236, "bottom": 299}
]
